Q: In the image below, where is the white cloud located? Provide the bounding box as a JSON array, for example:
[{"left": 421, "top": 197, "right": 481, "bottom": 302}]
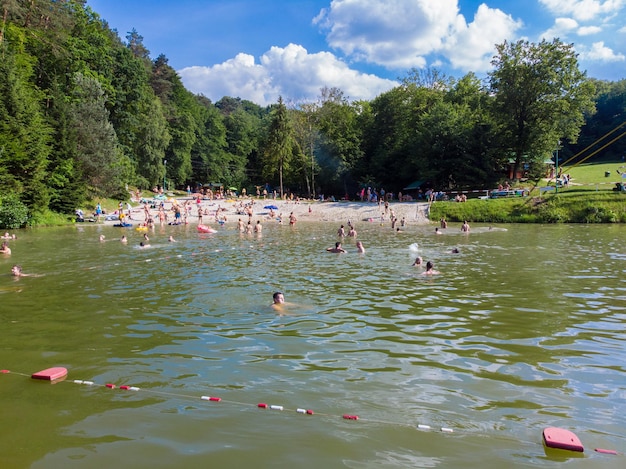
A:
[
  {"left": 178, "top": 44, "right": 398, "bottom": 106},
  {"left": 314, "top": 0, "right": 521, "bottom": 73},
  {"left": 541, "top": 17, "right": 579, "bottom": 40},
  {"left": 444, "top": 4, "right": 523, "bottom": 72},
  {"left": 578, "top": 25, "right": 602, "bottom": 35},
  {"left": 314, "top": 0, "right": 460, "bottom": 69},
  {"left": 539, "top": 0, "right": 626, "bottom": 22},
  {"left": 578, "top": 41, "right": 626, "bottom": 61},
  {"left": 179, "top": 53, "right": 277, "bottom": 106}
]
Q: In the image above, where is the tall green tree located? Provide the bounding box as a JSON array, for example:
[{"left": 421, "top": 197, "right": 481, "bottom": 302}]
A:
[
  {"left": 262, "top": 96, "right": 294, "bottom": 197},
  {"left": 565, "top": 78, "right": 626, "bottom": 163},
  {"left": 217, "top": 98, "right": 266, "bottom": 186},
  {"left": 134, "top": 95, "right": 170, "bottom": 188},
  {"left": 360, "top": 81, "right": 442, "bottom": 190},
  {"left": 190, "top": 95, "right": 242, "bottom": 187},
  {"left": 418, "top": 73, "right": 498, "bottom": 189},
  {"left": 489, "top": 39, "right": 596, "bottom": 180},
  {"left": 291, "top": 102, "right": 320, "bottom": 197},
  {"left": 0, "top": 28, "right": 51, "bottom": 212},
  {"left": 70, "top": 72, "right": 127, "bottom": 197},
  {"left": 151, "top": 54, "right": 196, "bottom": 188},
  {"left": 314, "top": 87, "right": 363, "bottom": 196}
]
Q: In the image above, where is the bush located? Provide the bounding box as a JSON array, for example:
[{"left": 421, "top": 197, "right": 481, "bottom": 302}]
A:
[
  {"left": 582, "top": 206, "right": 618, "bottom": 223},
  {"left": 537, "top": 204, "right": 568, "bottom": 223},
  {"left": 0, "top": 195, "right": 29, "bottom": 229}
]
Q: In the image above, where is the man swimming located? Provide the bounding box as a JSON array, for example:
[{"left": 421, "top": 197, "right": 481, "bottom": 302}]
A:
[{"left": 326, "top": 242, "right": 346, "bottom": 253}]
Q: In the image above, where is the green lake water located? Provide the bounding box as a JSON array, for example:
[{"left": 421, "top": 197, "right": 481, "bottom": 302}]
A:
[{"left": 0, "top": 221, "right": 624, "bottom": 468}]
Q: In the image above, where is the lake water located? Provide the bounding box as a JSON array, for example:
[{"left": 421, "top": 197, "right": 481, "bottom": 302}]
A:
[{"left": 0, "top": 221, "right": 624, "bottom": 468}]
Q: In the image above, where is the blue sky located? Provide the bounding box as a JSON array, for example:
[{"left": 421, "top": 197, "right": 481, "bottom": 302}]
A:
[{"left": 86, "top": 0, "right": 626, "bottom": 106}]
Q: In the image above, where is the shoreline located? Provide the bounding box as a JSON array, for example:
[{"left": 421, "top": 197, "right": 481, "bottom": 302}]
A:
[{"left": 96, "top": 199, "right": 432, "bottom": 227}]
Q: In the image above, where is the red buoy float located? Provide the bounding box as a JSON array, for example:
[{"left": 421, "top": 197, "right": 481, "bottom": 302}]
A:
[
  {"left": 542, "top": 427, "right": 584, "bottom": 452},
  {"left": 31, "top": 367, "right": 68, "bottom": 381},
  {"left": 197, "top": 224, "right": 217, "bottom": 233}
]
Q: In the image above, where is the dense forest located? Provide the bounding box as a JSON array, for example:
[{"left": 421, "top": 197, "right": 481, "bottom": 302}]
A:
[{"left": 1, "top": 0, "right": 625, "bottom": 225}]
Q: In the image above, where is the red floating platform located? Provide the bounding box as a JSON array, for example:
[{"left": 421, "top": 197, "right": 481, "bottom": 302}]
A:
[
  {"left": 31, "top": 367, "right": 68, "bottom": 381},
  {"left": 543, "top": 427, "right": 584, "bottom": 452}
]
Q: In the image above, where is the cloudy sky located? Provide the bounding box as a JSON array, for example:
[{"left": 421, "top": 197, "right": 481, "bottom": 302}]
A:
[{"left": 87, "top": 0, "right": 626, "bottom": 106}]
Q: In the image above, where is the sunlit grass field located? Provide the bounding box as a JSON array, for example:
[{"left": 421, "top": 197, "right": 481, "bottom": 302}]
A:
[
  {"left": 557, "top": 160, "right": 625, "bottom": 188},
  {"left": 430, "top": 160, "right": 626, "bottom": 223}
]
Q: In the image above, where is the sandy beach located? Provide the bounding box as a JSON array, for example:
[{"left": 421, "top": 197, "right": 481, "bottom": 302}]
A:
[{"left": 104, "top": 198, "right": 432, "bottom": 226}]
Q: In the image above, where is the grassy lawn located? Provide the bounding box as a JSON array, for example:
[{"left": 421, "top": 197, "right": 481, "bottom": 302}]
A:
[
  {"left": 551, "top": 160, "right": 626, "bottom": 188},
  {"left": 430, "top": 160, "right": 626, "bottom": 223}
]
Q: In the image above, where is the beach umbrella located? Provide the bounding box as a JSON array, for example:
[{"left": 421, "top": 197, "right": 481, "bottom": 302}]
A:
[{"left": 264, "top": 205, "right": 278, "bottom": 210}]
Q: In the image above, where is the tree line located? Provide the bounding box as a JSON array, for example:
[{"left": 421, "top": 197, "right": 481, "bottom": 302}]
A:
[{"left": 1, "top": 0, "right": 624, "bottom": 225}]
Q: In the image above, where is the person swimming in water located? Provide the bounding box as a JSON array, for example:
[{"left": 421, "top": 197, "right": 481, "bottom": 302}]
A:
[
  {"left": 272, "top": 291, "right": 285, "bottom": 309},
  {"left": 326, "top": 242, "right": 346, "bottom": 253},
  {"left": 422, "top": 261, "right": 440, "bottom": 275},
  {"left": 0, "top": 241, "right": 11, "bottom": 255},
  {"left": 356, "top": 241, "right": 365, "bottom": 253},
  {"left": 11, "top": 265, "right": 41, "bottom": 277},
  {"left": 271, "top": 291, "right": 299, "bottom": 315}
]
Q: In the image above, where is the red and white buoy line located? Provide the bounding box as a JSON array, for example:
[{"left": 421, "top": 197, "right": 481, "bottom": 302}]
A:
[
  {"left": 2, "top": 368, "right": 455, "bottom": 433},
  {"left": 3, "top": 367, "right": 622, "bottom": 456}
]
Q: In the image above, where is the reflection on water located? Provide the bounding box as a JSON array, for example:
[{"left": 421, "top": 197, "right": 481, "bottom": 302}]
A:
[{"left": 0, "top": 222, "right": 624, "bottom": 468}]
